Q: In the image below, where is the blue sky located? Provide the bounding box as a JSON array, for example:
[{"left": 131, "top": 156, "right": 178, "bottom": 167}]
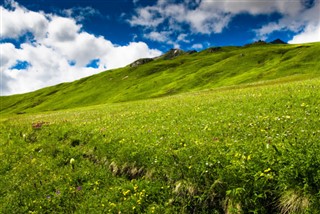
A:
[{"left": 1, "top": 0, "right": 320, "bottom": 95}]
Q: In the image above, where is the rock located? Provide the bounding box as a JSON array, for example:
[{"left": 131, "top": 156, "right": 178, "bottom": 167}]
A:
[
  {"left": 255, "top": 40, "right": 267, "bottom": 45},
  {"left": 270, "top": 39, "right": 287, "bottom": 44},
  {"left": 130, "top": 58, "right": 153, "bottom": 67},
  {"left": 161, "top": 49, "right": 185, "bottom": 60},
  {"left": 245, "top": 40, "right": 267, "bottom": 47},
  {"left": 187, "top": 50, "right": 197, "bottom": 54},
  {"left": 207, "top": 47, "right": 221, "bottom": 53}
]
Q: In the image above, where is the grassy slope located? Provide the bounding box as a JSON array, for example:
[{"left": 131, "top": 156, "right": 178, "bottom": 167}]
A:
[
  {"left": 1, "top": 78, "right": 320, "bottom": 213},
  {"left": 1, "top": 42, "right": 320, "bottom": 213},
  {"left": 1, "top": 42, "right": 320, "bottom": 114}
]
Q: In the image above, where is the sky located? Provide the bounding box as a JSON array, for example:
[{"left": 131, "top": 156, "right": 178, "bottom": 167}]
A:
[{"left": 1, "top": 0, "right": 319, "bottom": 95}]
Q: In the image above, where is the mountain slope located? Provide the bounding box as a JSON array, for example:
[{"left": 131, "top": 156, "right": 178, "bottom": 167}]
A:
[{"left": 1, "top": 42, "right": 320, "bottom": 114}]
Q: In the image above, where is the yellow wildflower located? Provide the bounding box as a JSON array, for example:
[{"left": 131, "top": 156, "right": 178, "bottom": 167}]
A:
[{"left": 264, "top": 168, "right": 271, "bottom": 173}]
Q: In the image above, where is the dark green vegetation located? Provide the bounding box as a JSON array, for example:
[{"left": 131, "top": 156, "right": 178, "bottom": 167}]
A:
[
  {"left": 1, "top": 42, "right": 320, "bottom": 213},
  {"left": 1, "top": 42, "right": 320, "bottom": 114}
]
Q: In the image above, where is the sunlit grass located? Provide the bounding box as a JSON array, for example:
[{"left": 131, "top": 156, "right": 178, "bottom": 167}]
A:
[{"left": 1, "top": 77, "right": 320, "bottom": 213}]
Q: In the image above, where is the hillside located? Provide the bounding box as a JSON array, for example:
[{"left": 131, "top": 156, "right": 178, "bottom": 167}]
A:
[
  {"left": 1, "top": 78, "right": 320, "bottom": 213},
  {"left": 1, "top": 41, "right": 320, "bottom": 213},
  {"left": 1, "top": 42, "right": 320, "bottom": 114}
]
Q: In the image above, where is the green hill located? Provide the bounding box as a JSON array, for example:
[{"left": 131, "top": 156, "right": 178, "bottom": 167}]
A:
[
  {"left": 1, "top": 42, "right": 320, "bottom": 114},
  {"left": 1, "top": 78, "right": 320, "bottom": 213}
]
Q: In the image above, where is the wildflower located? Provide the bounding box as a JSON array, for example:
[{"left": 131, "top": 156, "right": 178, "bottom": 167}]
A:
[
  {"left": 76, "top": 186, "right": 82, "bottom": 191},
  {"left": 123, "top": 190, "right": 130, "bottom": 196},
  {"left": 56, "top": 190, "right": 61, "bottom": 195},
  {"left": 70, "top": 158, "right": 76, "bottom": 170},
  {"left": 109, "top": 202, "right": 116, "bottom": 207},
  {"left": 264, "top": 168, "right": 271, "bottom": 173},
  {"left": 70, "top": 158, "right": 75, "bottom": 164}
]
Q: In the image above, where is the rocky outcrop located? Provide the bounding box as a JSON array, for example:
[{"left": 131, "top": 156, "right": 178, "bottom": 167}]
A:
[
  {"left": 130, "top": 58, "right": 153, "bottom": 67},
  {"left": 245, "top": 40, "right": 268, "bottom": 47},
  {"left": 270, "top": 39, "right": 287, "bottom": 44},
  {"left": 207, "top": 47, "right": 222, "bottom": 53},
  {"left": 161, "top": 49, "right": 185, "bottom": 60},
  {"left": 187, "top": 50, "right": 197, "bottom": 54}
]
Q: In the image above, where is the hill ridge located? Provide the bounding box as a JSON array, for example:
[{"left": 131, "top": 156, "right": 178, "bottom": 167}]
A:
[{"left": 1, "top": 42, "right": 320, "bottom": 114}]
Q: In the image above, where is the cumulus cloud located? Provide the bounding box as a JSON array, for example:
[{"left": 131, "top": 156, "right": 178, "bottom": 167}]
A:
[
  {"left": 255, "top": 0, "right": 320, "bottom": 42},
  {"left": 2, "top": 0, "right": 48, "bottom": 39},
  {"left": 46, "top": 17, "right": 80, "bottom": 42},
  {"left": 129, "top": 6, "right": 164, "bottom": 28},
  {"left": 177, "top": 34, "right": 190, "bottom": 43},
  {"left": 62, "top": 6, "right": 101, "bottom": 22},
  {"left": 198, "top": 0, "right": 303, "bottom": 16},
  {"left": 289, "top": 24, "right": 320, "bottom": 44},
  {"left": 0, "top": 1, "right": 161, "bottom": 95},
  {"left": 144, "top": 31, "right": 171, "bottom": 42},
  {"left": 191, "top": 43, "right": 203, "bottom": 50},
  {"left": 129, "top": 0, "right": 320, "bottom": 44}
]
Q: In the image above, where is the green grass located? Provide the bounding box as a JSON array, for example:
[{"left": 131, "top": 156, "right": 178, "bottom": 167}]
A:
[
  {"left": 1, "top": 77, "right": 320, "bottom": 213},
  {"left": 1, "top": 42, "right": 320, "bottom": 114},
  {"left": 1, "top": 42, "right": 320, "bottom": 213}
]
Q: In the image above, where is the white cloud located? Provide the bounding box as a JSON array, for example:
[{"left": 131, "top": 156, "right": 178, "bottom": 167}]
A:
[
  {"left": 256, "top": 0, "right": 320, "bottom": 43},
  {"left": 191, "top": 43, "right": 203, "bottom": 49},
  {"left": 2, "top": 1, "right": 48, "bottom": 39},
  {"left": 104, "top": 42, "right": 161, "bottom": 68},
  {"left": 0, "top": 1, "right": 161, "bottom": 95},
  {"left": 289, "top": 24, "right": 320, "bottom": 44},
  {"left": 1, "top": 43, "right": 17, "bottom": 70},
  {"left": 129, "top": 0, "right": 320, "bottom": 44},
  {"left": 198, "top": 0, "right": 303, "bottom": 16},
  {"left": 144, "top": 31, "right": 170, "bottom": 42},
  {"left": 47, "top": 17, "right": 80, "bottom": 42},
  {"left": 177, "top": 34, "right": 190, "bottom": 43},
  {"left": 62, "top": 6, "right": 101, "bottom": 22},
  {"left": 129, "top": 6, "right": 164, "bottom": 28},
  {"left": 185, "top": 9, "right": 232, "bottom": 34}
]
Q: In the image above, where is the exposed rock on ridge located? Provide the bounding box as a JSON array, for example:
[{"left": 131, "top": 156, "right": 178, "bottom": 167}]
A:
[
  {"left": 270, "top": 39, "right": 287, "bottom": 44},
  {"left": 130, "top": 58, "right": 154, "bottom": 67}
]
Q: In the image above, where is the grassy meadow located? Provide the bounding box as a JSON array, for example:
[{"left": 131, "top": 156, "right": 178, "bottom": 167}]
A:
[
  {"left": 1, "top": 42, "right": 320, "bottom": 213},
  {"left": 1, "top": 77, "right": 320, "bottom": 213}
]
